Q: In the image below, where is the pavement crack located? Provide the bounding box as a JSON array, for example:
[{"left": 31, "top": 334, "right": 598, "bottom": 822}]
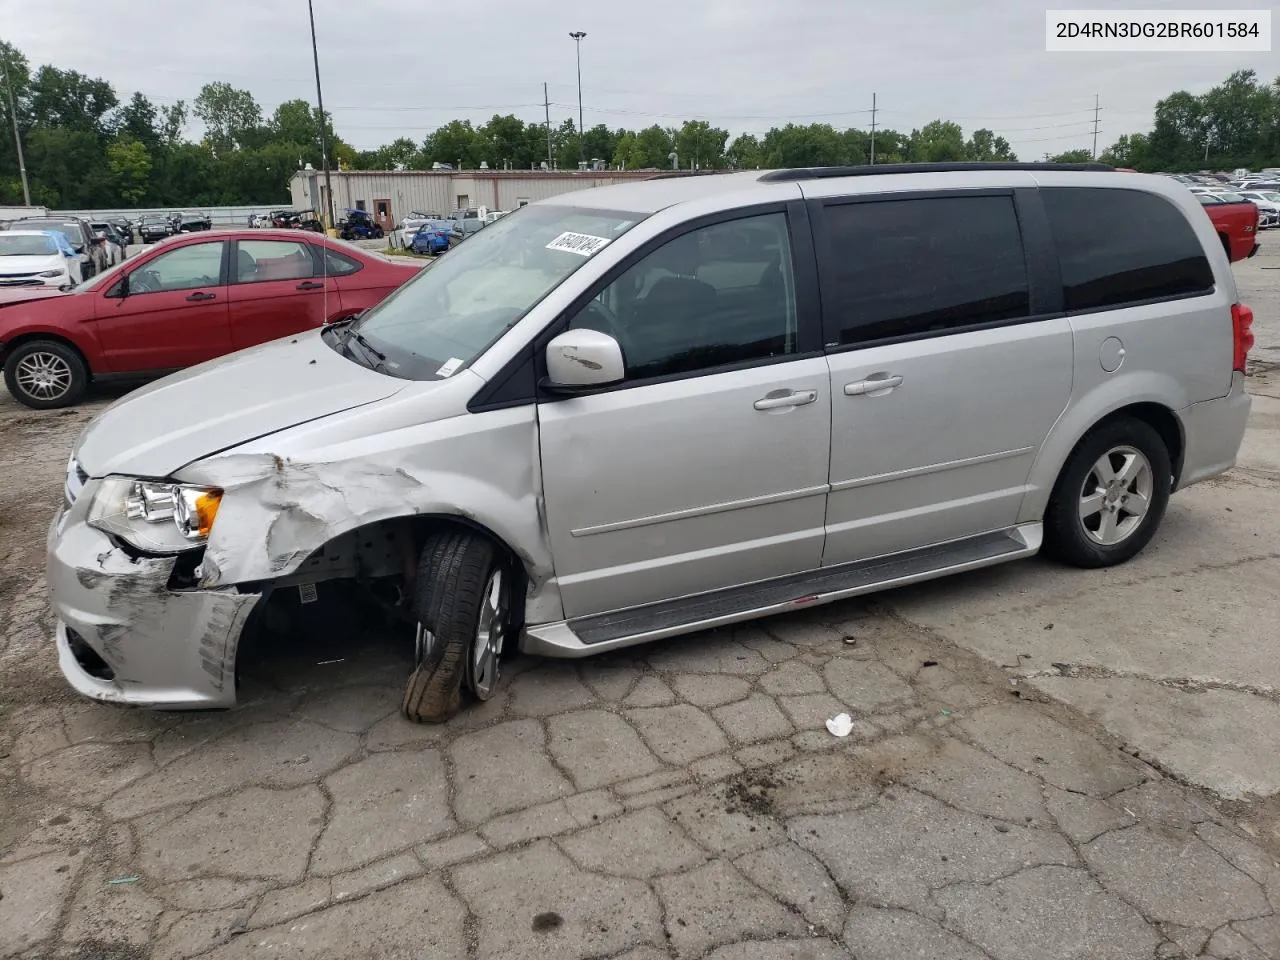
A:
[{"left": 1021, "top": 663, "right": 1280, "bottom": 705}]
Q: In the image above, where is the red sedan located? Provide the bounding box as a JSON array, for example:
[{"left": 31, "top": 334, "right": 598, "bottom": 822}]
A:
[{"left": 0, "top": 229, "right": 422, "bottom": 408}]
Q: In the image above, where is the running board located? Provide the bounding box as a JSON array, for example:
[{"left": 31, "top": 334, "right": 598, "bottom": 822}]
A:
[{"left": 522, "top": 524, "right": 1041, "bottom": 658}]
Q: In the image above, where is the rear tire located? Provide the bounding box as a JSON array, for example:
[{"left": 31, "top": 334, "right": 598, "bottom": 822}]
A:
[
  {"left": 401, "top": 531, "right": 512, "bottom": 723},
  {"left": 3, "top": 340, "right": 89, "bottom": 409},
  {"left": 1043, "top": 417, "right": 1171, "bottom": 569}
]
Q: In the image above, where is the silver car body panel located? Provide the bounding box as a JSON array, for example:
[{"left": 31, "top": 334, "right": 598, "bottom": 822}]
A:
[{"left": 47, "top": 168, "right": 1252, "bottom": 708}]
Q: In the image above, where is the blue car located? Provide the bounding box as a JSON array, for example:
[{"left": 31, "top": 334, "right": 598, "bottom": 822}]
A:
[{"left": 410, "top": 220, "right": 452, "bottom": 255}]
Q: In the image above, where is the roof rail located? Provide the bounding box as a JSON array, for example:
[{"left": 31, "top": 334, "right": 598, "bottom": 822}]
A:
[{"left": 757, "top": 161, "right": 1115, "bottom": 182}]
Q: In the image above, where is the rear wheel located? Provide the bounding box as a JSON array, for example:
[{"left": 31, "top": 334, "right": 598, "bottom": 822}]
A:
[
  {"left": 1043, "top": 417, "right": 1171, "bottom": 568},
  {"left": 3, "top": 340, "right": 89, "bottom": 409},
  {"left": 402, "top": 531, "right": 512, "bottom": 723}
]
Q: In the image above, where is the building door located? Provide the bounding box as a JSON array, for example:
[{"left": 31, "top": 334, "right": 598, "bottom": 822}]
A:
[
  {"left": 373, "top": 199, "right": 393, "bottom": 233},
  {"left": 456, "top": 194, "right": 470, "bottom": 211}
]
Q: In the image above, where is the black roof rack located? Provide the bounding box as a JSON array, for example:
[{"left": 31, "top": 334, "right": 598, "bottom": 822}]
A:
[{"left": 758, "top": 162, "right": 1115, "bottom": 182}]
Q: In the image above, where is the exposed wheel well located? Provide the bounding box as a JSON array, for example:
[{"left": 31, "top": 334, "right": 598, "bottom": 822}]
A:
[
  {"left": 1219, "top": 232, "right": 1231, "bottom": 257},
  {"left": 2, "top": 333, "right": 92, "bottom": 375},
  {"left": 235, "top": 514, "right": 532, "bottom": 686},
  {"left": 1089, "top": 402, "right": 1185, "bottom": 488}
]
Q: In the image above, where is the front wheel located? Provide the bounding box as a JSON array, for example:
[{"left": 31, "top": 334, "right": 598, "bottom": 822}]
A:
[
  {"left": 3, "top": 340, "right": 89, "bottom": 409},
  {"left": 402, "top": 531, "right": 513, "bottom": 723},
  {"left": 1043, "top": 417, "right": 1172, "bottom": 568}
]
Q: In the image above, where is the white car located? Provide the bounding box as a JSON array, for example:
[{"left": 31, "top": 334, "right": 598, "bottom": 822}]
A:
[
  {"left": 397, "top": 211, "right": 440, "bottom": 247},
  {"left": 0, "top": 230, "right": 83, "bottom": 289},
  {"left": 1238, "top": 190, "right": 1280, "bottom": 228}
]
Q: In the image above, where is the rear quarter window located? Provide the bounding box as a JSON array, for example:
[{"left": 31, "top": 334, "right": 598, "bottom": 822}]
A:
[{"left": 1041, "top": 187, "right": 1214, "bottom": 313}]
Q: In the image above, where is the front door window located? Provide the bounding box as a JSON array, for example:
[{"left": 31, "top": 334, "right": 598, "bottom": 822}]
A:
[
  {"left": 567, "top": 212, "right": 798, "bottom": 381},
  {"left": 129, "top": 242, "right": 225, "bottom": 294}
]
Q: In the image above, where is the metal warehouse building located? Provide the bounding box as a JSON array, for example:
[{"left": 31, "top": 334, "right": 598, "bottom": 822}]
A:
[{"left": 289, "top": 169, "right": 678, "bottom": 232}]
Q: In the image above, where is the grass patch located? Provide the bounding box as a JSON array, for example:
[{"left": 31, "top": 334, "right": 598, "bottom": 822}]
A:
[{"left": 382, "top": 246, "right": 435, "bottom": 260}]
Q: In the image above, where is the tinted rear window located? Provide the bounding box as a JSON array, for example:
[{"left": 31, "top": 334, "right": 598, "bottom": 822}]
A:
[
  {"left": 1041, "top": 187, "right": 1213, "bottom": 312},
  {"left": 819, "top": 194, "right": 1030, "bottom": 346}
]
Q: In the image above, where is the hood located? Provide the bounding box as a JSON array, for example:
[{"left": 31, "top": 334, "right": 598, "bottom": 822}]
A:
[
  {"left": 0, "top": 286, "right": 70, "bottom": 307},
  {"left": 0, "top": 253, "right": 63, "bottom": 276},
  {"left": 75, "top": 329, "right": 406, "bottom": 478}
]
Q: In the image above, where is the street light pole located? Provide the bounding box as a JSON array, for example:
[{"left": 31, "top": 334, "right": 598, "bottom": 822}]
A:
[
  {"left": 1, "top": 54, "right": 30, "bottom": 206},
  {"left": 307, "top": 0, "right": 336, "bottom": 232},
  {"left": 569, "top": 31, "right": 586, "bottom": 167}
]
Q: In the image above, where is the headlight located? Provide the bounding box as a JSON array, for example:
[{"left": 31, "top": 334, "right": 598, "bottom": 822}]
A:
[
  {"left": 38, "top": 269, "right": 64, "bottom": 278},
  {"left": 88, "top": 478, "right": 222, "bottom": 554}
]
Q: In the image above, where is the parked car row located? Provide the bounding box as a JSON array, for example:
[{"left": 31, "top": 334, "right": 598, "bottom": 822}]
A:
[
  {"left": 400, "top": 207, "right": 506, "bottom": 255},
  {"left": 0, "top": 216, "right": 112, "bottom": 280},
  {"left": 133, "top": 211, "right": 213, "bottom": 243}
]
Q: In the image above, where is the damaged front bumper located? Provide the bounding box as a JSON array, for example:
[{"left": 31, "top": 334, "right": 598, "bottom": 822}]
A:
[{"left": 47, "top": 480, "right": 262, "bottom": 709}]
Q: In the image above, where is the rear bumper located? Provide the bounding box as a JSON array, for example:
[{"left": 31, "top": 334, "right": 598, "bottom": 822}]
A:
[{"left": 1177, "top": 371, "right": 1252, "bottom": 489}]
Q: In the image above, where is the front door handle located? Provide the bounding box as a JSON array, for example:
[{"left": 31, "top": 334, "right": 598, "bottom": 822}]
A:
[
  {"left": 297, "top": 280, "right": 325, "bottom": 290},
  {"left": 185, "top": 291, "right": 216, "bottom": 302},
  {"left": 845, "top": 374, "right": 903, "bottom": 396},
  {"left": 754, "top": 389, "right": 818, "bottom": 411}
]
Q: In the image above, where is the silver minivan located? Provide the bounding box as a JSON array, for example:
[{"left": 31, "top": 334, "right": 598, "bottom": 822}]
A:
[{"left": 47, "top": 163, "right": 1255, "bottom": 722}]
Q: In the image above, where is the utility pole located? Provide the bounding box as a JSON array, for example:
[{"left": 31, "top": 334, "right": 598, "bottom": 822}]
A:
[
  {"left": 869, "top": 92, "right": 877, "bottom": 166},
  {"left": 543, "top": 82, "right": 553, "bottom": 169},
  {"left": 1, "top": 54, "right": 30, "bottom": 206},
  {"left": 1091, "top": 93, "right": 1100, "bottom": 159},
  {"left": 307, "top": 0, "right": 336, "bottom": 232},
  {"left": 570, "top": 31, "right": 587, "bottom": 167}
]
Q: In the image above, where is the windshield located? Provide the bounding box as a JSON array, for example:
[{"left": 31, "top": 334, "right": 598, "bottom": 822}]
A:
[
  {"left": 1217, "top": 192, "right": 1246, "bottom": 202},
  {"left": 0, "top": 234, "right": 58, "bottom": 256},
  {"left": 339, "top": 204, "right": 643, "bottom": 380}
]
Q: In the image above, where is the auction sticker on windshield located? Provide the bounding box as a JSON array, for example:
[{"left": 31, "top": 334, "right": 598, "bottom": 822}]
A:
[{"left": 546, "top": 232, "right": 612, "bottom": 256}]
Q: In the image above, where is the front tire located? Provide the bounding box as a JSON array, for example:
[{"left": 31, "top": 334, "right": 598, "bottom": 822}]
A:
[
  {"left": 402, "top": 531, "right": 512, "bottom": 723},
  {"left": 3, "top": 340, "right": 89, "bottom": 409},
  {"left": 1043, "top": 417, "right": 1171, "bottom": 568}
]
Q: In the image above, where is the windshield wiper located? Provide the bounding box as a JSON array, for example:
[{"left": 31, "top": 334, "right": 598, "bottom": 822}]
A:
[{"left": 346, "top": 330, "right": 389, "bottom": 372}]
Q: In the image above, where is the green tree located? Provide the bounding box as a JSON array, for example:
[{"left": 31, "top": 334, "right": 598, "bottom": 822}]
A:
[
  {"left": 1099, "top": 134, "right": 1146, "bottom": 167},
  {"left": 965, "top": 128, "right": 1017, "bottom": 162},
  {"left": 725, "top": 133, "right": 762, "bottom": 169},
  {"left": 117, "top": 93, "right": 160, "bottom": 149},
  {"left": 106, "top": 139, "right": 151, "bottom": 203},
  {"left": 424, "top": 119, "right": 479, "bottom": 168},
  {"left": 907, "top": 120, "right": 966, "bottom": 162},
  {"left": 159, "top": 101, "right": 188, "bottom": 146},
  {"left": 270, "top": 99, "right": 320, "bottom": 146},
  {"left": 28, "top": 66, "right": 116, "bottom": 132},
  {"left": 581, "top": 124, "right": 620, "bottom": 167},
  {"left": 1146, "top": 90, "right": 1208, "bottom": 170},
  {"left": 617, "top": 125, "right": 674, "bottom": 169},
  {"left": 761, "top": 123, "right": 844, "bottom": 167},
  {"left": 478, "top": 114, "right": 531, "bottom": 169},
  {"left": 194, "top": 81, "right": 262, "bottom": 154},
  {"left": 1047, "top": 148, "right": 1094, "bottom": 163},
  {"left": 674, "top": 120, "right": 728, "bottom": 169}
]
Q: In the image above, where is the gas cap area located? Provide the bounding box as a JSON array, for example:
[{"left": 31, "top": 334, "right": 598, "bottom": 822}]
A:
[{"left": 1100, "top": 336, "right": 1126, "bottom": 373}]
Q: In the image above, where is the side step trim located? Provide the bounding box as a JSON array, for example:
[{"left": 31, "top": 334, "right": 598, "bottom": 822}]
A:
[{"left": 522, "top": 524, "right": 1041, "bottom": 658}]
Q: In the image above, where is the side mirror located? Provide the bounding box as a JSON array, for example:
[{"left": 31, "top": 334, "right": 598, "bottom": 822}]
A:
[{"left": 543, "top": 329, "right": 625, "bottom": 391}]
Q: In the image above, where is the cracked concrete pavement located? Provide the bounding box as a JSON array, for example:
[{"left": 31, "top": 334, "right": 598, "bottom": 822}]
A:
[{"left": 1, "top": 250, "right": 1279, "bottom": 959}]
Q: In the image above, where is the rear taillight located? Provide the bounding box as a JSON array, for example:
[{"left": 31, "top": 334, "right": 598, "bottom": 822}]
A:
[{"left": 1232, "top": 303, "right": 1254, "bottom": 372}]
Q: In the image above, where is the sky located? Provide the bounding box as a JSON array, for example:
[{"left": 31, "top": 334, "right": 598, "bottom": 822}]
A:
[{"left": 4, "top": 0, "right": 1275, "bottom": 161}]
